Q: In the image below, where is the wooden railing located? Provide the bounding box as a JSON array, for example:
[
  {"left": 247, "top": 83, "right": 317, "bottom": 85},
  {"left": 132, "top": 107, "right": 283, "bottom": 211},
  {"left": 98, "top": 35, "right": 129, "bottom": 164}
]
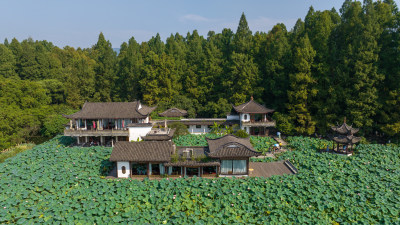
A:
[
  {"left": 242, "top": 120, "right": 276, "bottom": 127},
  {"left": 64, "top": 129, "right": 129, "bottom": 136}
]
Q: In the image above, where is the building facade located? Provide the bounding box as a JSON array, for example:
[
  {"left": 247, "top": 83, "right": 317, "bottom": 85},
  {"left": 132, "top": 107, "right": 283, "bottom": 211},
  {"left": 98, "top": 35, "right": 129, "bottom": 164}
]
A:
[
  {"left": 109, "top": 134, "right": 261, "bottom": 178},
  {"left": 63, "top": 97, "right": 276, "bottom": 146},
  {"left": 63, "top": 101, "right": 159, "bottom": 145}
]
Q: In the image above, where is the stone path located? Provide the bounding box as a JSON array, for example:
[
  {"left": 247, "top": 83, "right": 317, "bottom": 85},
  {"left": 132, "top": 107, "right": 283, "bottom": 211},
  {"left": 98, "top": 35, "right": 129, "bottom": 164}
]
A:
[{"left": 272, "top": 136, "right": 288, "bottom": 153}]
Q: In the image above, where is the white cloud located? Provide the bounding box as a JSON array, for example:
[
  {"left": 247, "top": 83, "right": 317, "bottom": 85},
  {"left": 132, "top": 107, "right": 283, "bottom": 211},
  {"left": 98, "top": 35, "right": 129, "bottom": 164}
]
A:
[{"left": 179, "top": 14, "right": 213, "bottom": 23}]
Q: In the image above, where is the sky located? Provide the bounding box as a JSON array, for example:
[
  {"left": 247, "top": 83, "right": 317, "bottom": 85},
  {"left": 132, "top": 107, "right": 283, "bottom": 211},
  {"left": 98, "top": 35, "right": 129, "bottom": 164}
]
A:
[{"left": 1, "top": 0, "right": 398, "bottom": 48}]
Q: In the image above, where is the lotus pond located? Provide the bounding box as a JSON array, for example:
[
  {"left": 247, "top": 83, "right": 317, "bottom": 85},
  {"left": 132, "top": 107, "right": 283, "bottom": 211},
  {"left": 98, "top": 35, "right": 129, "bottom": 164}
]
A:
[{"left": 0, "top": 136, "right": 399, "bottom": 224}]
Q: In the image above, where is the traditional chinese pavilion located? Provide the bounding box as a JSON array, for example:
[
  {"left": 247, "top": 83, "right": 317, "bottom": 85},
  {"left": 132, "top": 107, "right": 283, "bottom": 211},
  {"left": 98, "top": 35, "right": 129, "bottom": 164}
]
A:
[{"left": 331, "top": 118, "right": 361, "bottom": 154}]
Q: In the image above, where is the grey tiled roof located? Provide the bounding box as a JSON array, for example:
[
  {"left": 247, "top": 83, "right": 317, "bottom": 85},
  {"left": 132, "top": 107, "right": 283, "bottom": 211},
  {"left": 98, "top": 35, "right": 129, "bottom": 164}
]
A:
[
  {"left": 333, "top": 135, "right": 361, "bottom": 144},
  {"left": 63, "top": 101, "right": 156, "bottom": 119},
  {"left": 142, "top": 129, "right": 176, "bottom": 141},
  {"left": 159, "top": 108, "right": 188, "bottom": 117},
  {"left": 176, "top": 146, "right": 208, "bottom": 158},
  {"left": 331, "top": 122, "right": 359, "bottom": 135},
  {"left": 110, "top": 141, "right": 172, "bottom": 162},
  {"left": 206, "top": 135, "right": 261, "bottom": 158},
  {"left": 233, "top": 99, "right": 274, "bottom": 114}
]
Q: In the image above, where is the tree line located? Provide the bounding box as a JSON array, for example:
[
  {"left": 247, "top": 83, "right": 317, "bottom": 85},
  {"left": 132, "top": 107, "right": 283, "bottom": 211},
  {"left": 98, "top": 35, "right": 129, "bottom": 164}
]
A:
[{"left": 0, "top": 0, "right": 399, "bottom": 149}]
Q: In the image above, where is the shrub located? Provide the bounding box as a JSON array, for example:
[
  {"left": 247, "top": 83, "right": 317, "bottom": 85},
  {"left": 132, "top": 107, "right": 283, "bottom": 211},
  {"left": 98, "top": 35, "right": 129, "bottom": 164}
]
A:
[
  {"left": 168, "top": 122, "right": 189, "bottom": 137},
  {"left": 234, "top": 129, "right": 249, "bottom": 138}
]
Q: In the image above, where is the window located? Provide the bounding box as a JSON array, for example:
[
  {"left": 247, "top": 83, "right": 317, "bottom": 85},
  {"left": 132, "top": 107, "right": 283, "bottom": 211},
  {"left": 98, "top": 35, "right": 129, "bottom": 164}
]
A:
[
  {"left": 244, "top": 115, "right": 248, "bottom": 120},
  {"left": 196, "top": 125, "right": 201, "bottom": 129},
  {"left": 221, "top": 160, "right": 247, "bottom": 174},
  {"left": 121, "top": 166, "right": 126, "bottom": 174}
]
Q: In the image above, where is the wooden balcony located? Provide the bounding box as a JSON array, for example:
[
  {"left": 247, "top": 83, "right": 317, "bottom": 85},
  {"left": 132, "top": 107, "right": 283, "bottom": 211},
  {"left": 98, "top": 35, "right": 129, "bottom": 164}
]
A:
[
  {"left": 64, "top": 128, "right": 129, "bottom": 137},
  {"left": 242, "top": 120, "right": 276, "bottom": 127}
]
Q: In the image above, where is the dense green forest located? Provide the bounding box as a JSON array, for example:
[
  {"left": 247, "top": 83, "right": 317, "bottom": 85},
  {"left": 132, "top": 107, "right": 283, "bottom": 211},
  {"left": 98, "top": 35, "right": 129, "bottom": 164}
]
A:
[{"left": 1, "top": 0, "right": 400, "bottom": 149}]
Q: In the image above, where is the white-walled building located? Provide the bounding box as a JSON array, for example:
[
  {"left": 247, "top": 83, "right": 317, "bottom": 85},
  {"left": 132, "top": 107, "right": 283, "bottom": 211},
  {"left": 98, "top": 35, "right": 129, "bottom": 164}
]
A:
[
  {"left": 229, "top": 97, "right": 275, "bottom": 135},
  {"left": 63, "top": 101, "right": 162, "bottom": 145}
]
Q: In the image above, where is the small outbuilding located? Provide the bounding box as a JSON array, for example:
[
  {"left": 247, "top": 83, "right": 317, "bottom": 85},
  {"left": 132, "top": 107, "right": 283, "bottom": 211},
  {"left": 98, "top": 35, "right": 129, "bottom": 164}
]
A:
[
  {"left": 109, "top": 134, "right": 263, "bottom": 178},
  {"left": 158, "top": 108, "right": 188, "bottom": 118}
]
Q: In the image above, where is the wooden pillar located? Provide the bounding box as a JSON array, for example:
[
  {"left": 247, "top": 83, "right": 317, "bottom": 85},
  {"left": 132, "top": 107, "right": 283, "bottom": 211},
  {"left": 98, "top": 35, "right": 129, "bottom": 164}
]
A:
[
  {"left": 77, "top": 137, "right": 80, "bottom": 144},
  {"left": 246, "top": 159, "right": 250, "bottom": 175},
  {"left": 198, "top": 167, "right": 201, "bottom": 177},
  {"left": 147, "top": 163, "right": 150, "bottom": 177},
  {"left": 84, "top": 120, "right": 87, "bottom": 130},
  {"left": 85, "top": 136, "right": 88, "bottom": 143}
]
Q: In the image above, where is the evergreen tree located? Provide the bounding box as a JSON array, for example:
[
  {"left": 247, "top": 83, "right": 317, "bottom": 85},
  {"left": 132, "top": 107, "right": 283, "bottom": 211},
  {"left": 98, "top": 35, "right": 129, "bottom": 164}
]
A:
[
  {"left": 148, "top": 33, "right": 165, "bottom": 55},
  {"left": 261, "top": 24, "right": 291, "bottom": 111},
  {"left": 4, "top": 38, "right": 9, "bottom": 47},
  {"left": 92, "top": 32, "right": 117, "bottom": 102},
  {"left": 226, "top": 52, "right": 259, "bottom": 105},
  {"left": 233, "top": 12, "right": 252, "bottom": 54},
  {"left": 183, "top": 30, "right": 205, "bottom": 102},
  {"left": 0, "top": 44, "right": 17, "bottom": 78},
  {"left": 114, "top": 37, "right": 143, "bottom": 101},
  {"left": 305, "top": 8, "right": 340, "bottom": 133},
  {"left": 139, "top": 51, "right": 179, "bottom": 105},
  {"left": 334, "top": 0, "right": 386, "bottom": 133},
  {"left": 287, "top": 35, "right": 317, "bottom": 135}
]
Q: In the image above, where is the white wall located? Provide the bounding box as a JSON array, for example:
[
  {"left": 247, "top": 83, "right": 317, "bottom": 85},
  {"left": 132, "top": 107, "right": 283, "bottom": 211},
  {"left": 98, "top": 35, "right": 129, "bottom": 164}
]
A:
[
  {"left": 227, "top": 115, "right": 240, "bottom": 121},
  {"left": 129, "top": 126, "right": 152, "bottom": 141},
  {"left": 242, "top": 126, "right": 250, "bottom": 134},
  {"left": 240, "top": 113, "right": 250, "bottom": 122},
  {"left": 138, "top": 117, "right": 150, "bottom": 123},
  {"left": 188, "top": 125, "right": 211, "bottom": 134},
  {"left": 117, "top": 161, "right": 130, "bottom": 178}
]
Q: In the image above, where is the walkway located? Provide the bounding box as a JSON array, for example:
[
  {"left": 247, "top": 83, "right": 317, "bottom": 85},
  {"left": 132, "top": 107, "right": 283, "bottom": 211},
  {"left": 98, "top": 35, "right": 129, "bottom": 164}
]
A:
[
  {"left": 249, "top": 161, "right": 297, "bottom": 177},
  {"left": 272, "top": 136, "right": 289, "bottom": 153}
]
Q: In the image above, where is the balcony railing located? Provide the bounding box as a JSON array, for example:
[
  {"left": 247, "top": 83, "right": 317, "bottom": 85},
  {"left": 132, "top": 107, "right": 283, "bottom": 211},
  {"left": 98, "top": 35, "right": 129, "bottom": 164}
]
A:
[
  {"left": 242, "top": 120, "right": 276, "bottom": 127},
  {"left": 64, "top": 128, "right": 129, "bottom": 136}
]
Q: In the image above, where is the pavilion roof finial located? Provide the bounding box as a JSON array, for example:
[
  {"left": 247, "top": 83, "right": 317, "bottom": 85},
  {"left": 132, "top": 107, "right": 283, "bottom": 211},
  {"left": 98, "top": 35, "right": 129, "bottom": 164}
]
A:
[
  {"left": 250, "top": 96, "right": 254, "bottom": 101},
  {"left": 344, "top": 116, "right": 346, "bottom": 124}
]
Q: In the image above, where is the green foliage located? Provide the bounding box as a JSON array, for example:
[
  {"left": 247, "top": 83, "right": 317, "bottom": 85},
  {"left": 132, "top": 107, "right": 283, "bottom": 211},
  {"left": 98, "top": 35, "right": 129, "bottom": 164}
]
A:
[
  {"left": 2, "top": 3, "right": 400, "bottom": 149},
  {"left": 173, "top": 134, "right": 276, "bottom": 154},
  {"left": 287, "top": 34, "right": 317, "bottom": 135},
  {"left": 0, "top": 44, "right": 17, "bottom": 78},
  {"left": 273, "top": 112, "right": 294, "bottom": 135},
  {"left": 233, "top": 129, "right": 249, "bottom": 138},
  {"left": 0, "top": 143, "right": 35, "bottom": 163},
  {"left": 92, "top": 32, "right": 117, "bottom": 102},
  {"left": 249, "top": 136, "right": 277, "bottom": 154},
  {"left": 1, "top": 136, "right": 399, "bottom": 224},
  {"left": 173, "top": 134, "right": 222, "bottom": 146},
  {"left": 168, "top": 122, "right": 189, "bottom": 137}
]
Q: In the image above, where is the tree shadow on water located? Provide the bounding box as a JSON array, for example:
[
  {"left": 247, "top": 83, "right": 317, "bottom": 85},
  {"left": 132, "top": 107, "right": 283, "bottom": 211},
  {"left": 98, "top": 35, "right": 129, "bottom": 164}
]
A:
[
  {"left": 58, "top": 136, "right": 76, "bottom": 146},
  {"left": 99, "top": 159, "right": 115, "bottom": 176}
]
